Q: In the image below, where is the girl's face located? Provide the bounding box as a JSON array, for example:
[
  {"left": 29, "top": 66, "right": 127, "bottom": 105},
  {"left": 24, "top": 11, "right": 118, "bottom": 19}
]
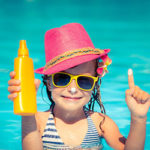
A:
[{"left": 48, "top": 60, "right": 97, "bottom": 111}]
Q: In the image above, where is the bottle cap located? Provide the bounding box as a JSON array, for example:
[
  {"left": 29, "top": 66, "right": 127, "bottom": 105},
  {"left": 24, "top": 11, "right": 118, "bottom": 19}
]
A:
[{"left": 18, "top": 40, "right": 29, "bottom": 56}]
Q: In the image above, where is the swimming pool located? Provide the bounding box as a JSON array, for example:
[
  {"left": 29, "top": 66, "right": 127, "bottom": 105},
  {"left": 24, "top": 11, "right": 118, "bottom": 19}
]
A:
[{"left": 0, "top": 0, "right": 150, "bottom": 149}]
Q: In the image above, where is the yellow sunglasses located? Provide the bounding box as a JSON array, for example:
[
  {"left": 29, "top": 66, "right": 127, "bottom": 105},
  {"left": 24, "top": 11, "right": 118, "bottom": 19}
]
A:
[{"left": 51, "top": 72, "right": 98, "bottom": 91}]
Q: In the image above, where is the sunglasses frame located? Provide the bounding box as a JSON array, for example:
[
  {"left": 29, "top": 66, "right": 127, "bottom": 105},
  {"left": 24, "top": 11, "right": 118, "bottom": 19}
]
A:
[{"left": 51, "top": 72, "right": 98, "bottom": 91}]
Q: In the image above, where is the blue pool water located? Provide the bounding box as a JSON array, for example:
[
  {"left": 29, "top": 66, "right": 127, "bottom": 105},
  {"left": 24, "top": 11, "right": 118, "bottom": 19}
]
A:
[{"left": 0, "top": 0, "right": 150, "bottom": 149}]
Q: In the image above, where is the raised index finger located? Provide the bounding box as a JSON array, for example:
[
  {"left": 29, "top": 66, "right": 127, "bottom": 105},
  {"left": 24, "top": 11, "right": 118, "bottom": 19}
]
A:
[{"left": 128, "top": 69, "right": 135, "bottom": 89}]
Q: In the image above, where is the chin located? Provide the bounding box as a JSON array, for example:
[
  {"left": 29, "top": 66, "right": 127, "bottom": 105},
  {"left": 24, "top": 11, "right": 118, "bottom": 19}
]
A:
[{"left": 58, "top": 100, "right": 88, "bottom": 112}]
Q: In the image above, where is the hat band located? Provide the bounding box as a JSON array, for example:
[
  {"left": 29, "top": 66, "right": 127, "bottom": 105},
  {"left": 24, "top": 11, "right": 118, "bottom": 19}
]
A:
[{"left": 44, "top": 47, "right": 104, "bottom": 72}]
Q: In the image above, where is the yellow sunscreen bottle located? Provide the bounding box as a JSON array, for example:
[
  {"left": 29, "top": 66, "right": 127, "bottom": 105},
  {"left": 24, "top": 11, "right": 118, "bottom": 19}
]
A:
[{"left": 14, "top": 40, "right": 37, "bottom": 116}]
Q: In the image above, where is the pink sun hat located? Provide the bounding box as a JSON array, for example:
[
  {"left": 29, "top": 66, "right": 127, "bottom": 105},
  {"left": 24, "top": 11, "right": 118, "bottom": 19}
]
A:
[{"left": 35, "top": 23, "right": 111, "bottom": 75}]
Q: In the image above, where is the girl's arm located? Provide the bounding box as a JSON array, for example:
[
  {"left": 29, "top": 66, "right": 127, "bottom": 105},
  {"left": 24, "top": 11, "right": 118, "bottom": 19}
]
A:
[
  {"left": 100, "top": 114, "right": 147, "bottom": 150},
  {"left": 8, "top": 71, "right": 43, "bottom": 150},
  {"left": 22, "top": 115, "right": 43, "bottom": 150},
  {"left": 100, "top": 114, "right": 146, "bottom": 150},
  {"left": 100, "top": 114, "right": 126, "bottom": 150},
  {"left": 124, "top": 69, "right": 150, "bottom": 150},
  {"left": 124, "top": 116, "right": 146, "bottom": 150},
  {"left": 99, "top": 69, "right": 150, "bottom": 150}
]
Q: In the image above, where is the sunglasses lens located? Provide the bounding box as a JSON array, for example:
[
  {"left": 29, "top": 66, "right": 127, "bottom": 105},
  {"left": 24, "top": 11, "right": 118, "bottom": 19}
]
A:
[
  {"left": 78, "top": 76, "right": 94, "bottom": 90},
  {"left": 53, "top": 73, "right": 70, "bottom": 86}
]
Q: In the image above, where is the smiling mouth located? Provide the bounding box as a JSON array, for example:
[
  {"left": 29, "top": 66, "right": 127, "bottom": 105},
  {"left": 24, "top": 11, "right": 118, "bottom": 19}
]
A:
[{"left": 61, "top": 95, "right": 82, "bottom": 101}]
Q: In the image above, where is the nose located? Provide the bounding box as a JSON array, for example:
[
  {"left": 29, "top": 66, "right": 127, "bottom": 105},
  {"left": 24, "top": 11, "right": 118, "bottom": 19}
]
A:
[{"left": 67, "top": 79, "right": 78, "bottom": 94}]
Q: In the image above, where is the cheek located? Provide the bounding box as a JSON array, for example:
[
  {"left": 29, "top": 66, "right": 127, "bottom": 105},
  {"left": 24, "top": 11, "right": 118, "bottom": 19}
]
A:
[
  {"left": 82, "top": 91, "right": 93, "bottom": 103},
  {"left": 51, "top": 87, "right": 64, "bottom": 101},
  {"left": 85, "top": 91, "right": 92, "bottom": 97}
]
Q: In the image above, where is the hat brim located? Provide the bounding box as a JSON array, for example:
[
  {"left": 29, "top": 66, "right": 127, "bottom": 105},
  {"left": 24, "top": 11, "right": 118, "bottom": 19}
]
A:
[{"left": 35, "top": 49, "right": 110, "bottom": 75}]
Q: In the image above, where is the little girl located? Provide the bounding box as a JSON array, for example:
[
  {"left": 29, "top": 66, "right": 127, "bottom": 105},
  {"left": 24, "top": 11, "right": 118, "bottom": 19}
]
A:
[{"left": 8, "top": 23, "right": 150, "bottom": 150}]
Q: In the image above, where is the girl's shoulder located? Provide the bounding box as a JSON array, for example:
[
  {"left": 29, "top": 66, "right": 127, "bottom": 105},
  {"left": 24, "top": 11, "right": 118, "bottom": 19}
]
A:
[
  {"left": 90, "top": 111, "right": 126, "bottom": 149},
  {"left": 88, "top": 110, "right": 111, "bottom": 123},
  {"left": 35, "top": 110, "right": 51, "bottom": 136},
  {"left": 89, "top": 111, "right": 117, "bottom": 137},
  {"left": 35, "top": 109, "right": 51, "bottom": 119}
]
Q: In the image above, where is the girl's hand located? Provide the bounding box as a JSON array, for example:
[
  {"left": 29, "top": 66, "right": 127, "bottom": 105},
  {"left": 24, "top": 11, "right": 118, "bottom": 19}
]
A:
[
  {"left": 125, "top": 69, "right": 150, "bottom": 118},
  {"left": 8, "top": 71, "right": 41, "bottom": 101}
]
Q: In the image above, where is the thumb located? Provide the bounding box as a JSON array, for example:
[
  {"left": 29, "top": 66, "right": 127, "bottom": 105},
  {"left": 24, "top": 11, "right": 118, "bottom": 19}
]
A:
[
  {"left": 126, "top": 88, "right": 134, "bottom": 96},
  {"left": 34, "top": 79, "right": 41, "bottom": 92}
]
